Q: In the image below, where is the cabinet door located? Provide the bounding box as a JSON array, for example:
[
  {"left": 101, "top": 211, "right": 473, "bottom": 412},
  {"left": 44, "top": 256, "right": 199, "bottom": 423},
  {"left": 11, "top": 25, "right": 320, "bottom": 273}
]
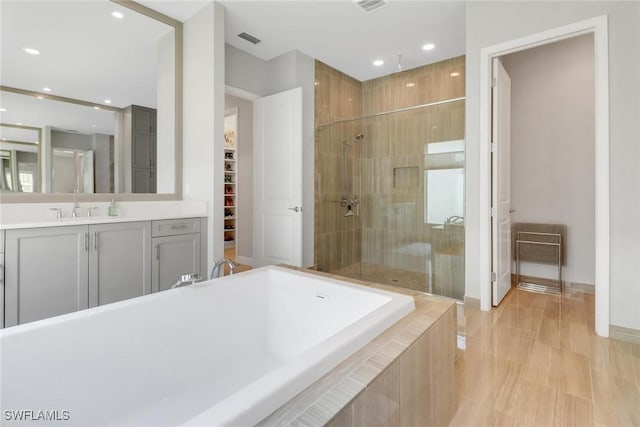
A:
[
  {"left": 89, "top": 221, "right": 151, "bottom": 307},
  {"left": 5, "top": 226, "right": 89, "bottom": 327},
  {"left": 132, "top": 134, "right": 153, "bottom": 168},
  {"left": 152, "top": 233, "right": 201, "bottom": 292},
  {"left": 132, "top": 167, "right": 154, "bottom": 193},
  {"left": 133, "top": 106, "right": 153, "bottom": 134}
]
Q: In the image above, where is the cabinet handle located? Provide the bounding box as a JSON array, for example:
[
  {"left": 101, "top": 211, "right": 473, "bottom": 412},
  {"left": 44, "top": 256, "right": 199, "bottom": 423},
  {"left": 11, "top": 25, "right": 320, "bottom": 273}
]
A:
[
  {"left": 83, "top": 233, "right": 89, "bottom": 252},
  {"left": 94, "top": 232, "right": 98, "bottom": 251},
  {"left": 171, "top": 224, "right": 188, "bottom": 230},
  {"left": 155, "top": 244, "right": 160, "bottom": 260}
]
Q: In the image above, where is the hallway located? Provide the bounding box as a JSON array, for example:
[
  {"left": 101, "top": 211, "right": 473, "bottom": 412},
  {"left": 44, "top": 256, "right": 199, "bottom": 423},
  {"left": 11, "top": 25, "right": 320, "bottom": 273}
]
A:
[{"left": 451, "top": 288, "right": 640, "bottom": 426}]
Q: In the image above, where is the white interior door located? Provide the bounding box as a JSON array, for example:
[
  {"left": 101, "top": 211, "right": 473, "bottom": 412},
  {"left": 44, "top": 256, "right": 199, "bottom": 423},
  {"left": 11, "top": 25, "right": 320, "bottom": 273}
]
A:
[
  {"left": 253, "top": 87, "right": 303, "bottom": 267},
  {"left": 492, "top": 58, "right": 512, "bottom": 306}
]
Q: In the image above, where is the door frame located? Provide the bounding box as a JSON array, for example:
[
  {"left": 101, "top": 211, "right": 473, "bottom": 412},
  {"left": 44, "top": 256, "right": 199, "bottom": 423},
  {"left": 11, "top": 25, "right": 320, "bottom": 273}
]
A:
[
  {"left": 477, "top": 15, "right": 610, "bottom": 337},
  {"left": 225, "top": 85, "right": 260, "bottom": 267}
]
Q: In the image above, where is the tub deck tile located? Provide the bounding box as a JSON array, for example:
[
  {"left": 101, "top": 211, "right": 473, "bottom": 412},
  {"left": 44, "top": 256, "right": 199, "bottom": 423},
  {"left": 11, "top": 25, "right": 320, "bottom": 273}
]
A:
[{"left": 258, "top": 266, "right": 457, "bottom": 427}]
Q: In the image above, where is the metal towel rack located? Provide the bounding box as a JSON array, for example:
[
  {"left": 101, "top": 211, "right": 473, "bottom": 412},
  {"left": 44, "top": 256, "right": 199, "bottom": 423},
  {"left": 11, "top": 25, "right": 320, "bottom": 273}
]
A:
[{"left": 515, "top": 229, "right": 563, "bottom": 294}]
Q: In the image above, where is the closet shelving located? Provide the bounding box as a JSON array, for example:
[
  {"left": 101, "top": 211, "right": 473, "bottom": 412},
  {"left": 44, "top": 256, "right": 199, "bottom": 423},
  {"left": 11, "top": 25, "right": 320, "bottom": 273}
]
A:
[{"left": 224, "top": 147, "right": 236, "bottom": 248}]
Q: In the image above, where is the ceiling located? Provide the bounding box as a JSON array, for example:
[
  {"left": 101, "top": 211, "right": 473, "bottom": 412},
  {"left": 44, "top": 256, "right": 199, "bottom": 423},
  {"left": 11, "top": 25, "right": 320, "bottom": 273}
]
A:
[
  {"left": 0, "top": 1, "right": 176, "bottom": 135},
  {"left": 1, "top": 1, "right": 172, "bottom": 109},
  {"left": 0, "top": 1, "right": 465, "bottom": 136},
  {"left": 219, "top": 1, "right": 465, "bottom": 82}
]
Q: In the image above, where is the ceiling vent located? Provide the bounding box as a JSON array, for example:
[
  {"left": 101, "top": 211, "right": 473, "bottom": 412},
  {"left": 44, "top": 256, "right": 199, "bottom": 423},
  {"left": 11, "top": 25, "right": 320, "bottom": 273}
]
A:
[
  {"left": 354, "top": 0, "right": 387, "bottom": 13},
  {"left": 238, "top": 32, "right": 261, "bottom": 45}
]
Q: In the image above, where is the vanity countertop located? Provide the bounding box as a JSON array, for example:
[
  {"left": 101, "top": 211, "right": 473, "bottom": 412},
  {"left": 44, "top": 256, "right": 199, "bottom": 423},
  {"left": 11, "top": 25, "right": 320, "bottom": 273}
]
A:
[
  {"left": 0, "top": 213, "right": 205, "bottom": 230},
  {"left": 0, "top": 201, "right": 208, "bottom": 230}
]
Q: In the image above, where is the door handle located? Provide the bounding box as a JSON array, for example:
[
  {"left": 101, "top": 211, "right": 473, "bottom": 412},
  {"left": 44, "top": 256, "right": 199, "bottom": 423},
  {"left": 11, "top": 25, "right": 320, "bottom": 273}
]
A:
[
  {"left": 509, "top": 208, "right": 516, "bottom": 214},
  {"left": 288, "top": 206, "right": 301, "bottom": 213}
]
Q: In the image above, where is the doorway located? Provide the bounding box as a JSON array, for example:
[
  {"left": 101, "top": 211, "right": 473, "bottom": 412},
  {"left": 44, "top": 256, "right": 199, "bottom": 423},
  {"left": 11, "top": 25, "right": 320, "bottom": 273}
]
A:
[
  {"left": 478, "top": 16, "right": 610, "bottom": 337},
  {"left": 224, "top": 89, "right": 255, "bottom": 271}
]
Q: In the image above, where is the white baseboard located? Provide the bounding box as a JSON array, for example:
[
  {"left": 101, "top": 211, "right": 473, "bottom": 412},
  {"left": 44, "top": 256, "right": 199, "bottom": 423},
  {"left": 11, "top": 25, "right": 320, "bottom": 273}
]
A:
[
  {"left": 564, "top": 281, "right": 595, "bottom": 294},
  {"left": 463, "top": 296, "right": 480, "bottom": 309},
  {"left": 610, "top": 325, "right": 640, "bottom": 345},
  {"left": 236, "top": 256, "right": 252, "bottom": 266}
]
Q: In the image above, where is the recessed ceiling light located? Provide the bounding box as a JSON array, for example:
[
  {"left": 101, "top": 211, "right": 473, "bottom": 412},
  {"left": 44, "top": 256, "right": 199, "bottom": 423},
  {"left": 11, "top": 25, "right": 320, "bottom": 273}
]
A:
[
  {"left": 43, "top": 87, "right": 51, "bottom": 92},
  {"left": 422, "top": 43, "right": 435, "bottom": 51},
  {"left": 24, "top": 47, "right": 40, "bottom": 55},
  {"left": 0, "top": 108, "right": 6, "bottom": 112},
  {"left": 373, "top": 59, "right": 384, "bottom": 66},
  {"left": 16, "top": 122, "right": 22, "bottom": 125},
  {"left": 104, "top": 99, "right": 112, "bottom": 104},
  {"left": 406, "top": 82, "right": 416, "bottom": 88},
  {"left": 37, "top": 96, "right": 44, "bottom": 99},
  {"left": 93, "top": 106, "right": 100, "bottom": 110},
  {"left": 112, "top": 11, "right": 124, "bottom": 19}
]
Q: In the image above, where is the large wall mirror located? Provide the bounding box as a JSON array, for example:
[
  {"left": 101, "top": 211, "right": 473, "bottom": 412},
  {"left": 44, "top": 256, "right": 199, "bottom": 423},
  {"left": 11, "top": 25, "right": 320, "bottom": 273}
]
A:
[{"left": 0, "top": 0, "right": 182, "bottom": 201}]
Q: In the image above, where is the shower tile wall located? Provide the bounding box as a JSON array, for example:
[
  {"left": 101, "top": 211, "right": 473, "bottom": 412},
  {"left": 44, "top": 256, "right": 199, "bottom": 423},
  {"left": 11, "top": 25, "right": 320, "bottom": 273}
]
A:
[
  {"left": 315, "top": 57, "right": 466, "bottom": 297},
  {"left": 315, "top": 62, "right": 363, "bottom": 272}
]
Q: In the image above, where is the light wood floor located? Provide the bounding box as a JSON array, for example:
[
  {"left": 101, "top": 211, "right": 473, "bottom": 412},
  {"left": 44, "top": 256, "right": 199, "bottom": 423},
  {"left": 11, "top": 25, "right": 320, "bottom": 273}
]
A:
[
  {"left": 223, "top": 247, "right": 251, "bottom": 274},
  {"left": 451, "top": 287, "right": 640, "bottom": 426}
]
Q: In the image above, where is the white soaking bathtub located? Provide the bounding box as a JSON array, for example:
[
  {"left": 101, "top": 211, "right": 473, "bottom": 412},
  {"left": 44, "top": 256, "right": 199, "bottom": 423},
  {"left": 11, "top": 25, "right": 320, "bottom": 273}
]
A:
[{"left": 0, "top": 266, "right": 414, "bottom": 426}]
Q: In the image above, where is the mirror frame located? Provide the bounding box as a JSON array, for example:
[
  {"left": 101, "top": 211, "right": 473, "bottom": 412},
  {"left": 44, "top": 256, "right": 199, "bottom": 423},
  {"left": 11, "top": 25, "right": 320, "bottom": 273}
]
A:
[{"left": 0, "top": 0, "right": 182, "bottom": 203}]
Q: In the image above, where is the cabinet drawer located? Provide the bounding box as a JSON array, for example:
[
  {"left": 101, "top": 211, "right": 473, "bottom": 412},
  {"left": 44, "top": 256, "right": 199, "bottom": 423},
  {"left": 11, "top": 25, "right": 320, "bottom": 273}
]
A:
[{"left": 152, "top": 218, "right": 200, "bottom": 237}]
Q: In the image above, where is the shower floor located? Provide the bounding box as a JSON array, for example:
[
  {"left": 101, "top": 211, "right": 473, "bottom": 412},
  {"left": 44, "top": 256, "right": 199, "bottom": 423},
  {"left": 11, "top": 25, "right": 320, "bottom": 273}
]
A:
[{"left": 330, "top": 263, "right": 431, "bottom": 294}]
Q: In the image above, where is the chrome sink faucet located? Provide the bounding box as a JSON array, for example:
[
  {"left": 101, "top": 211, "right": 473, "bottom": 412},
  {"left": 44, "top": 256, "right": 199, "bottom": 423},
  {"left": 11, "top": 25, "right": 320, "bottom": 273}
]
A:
[
  {"left": 210, "top": 258, "right": 237, "bottom": 279},
  {"left": 171, "top": 273, "right": 202, "bottom": 289}
]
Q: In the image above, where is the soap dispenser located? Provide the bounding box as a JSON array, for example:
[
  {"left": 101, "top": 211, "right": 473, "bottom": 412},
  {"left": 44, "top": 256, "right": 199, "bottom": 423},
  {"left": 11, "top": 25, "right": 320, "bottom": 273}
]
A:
[{"left": 108, "top": 199, "right": 119, "bottom": 216}]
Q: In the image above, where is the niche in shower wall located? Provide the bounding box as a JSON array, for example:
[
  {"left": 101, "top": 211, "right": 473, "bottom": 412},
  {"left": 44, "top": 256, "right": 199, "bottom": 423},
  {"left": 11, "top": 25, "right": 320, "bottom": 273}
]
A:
[{"left": 393, "top": 166, "right": 419, "bottom": 189}]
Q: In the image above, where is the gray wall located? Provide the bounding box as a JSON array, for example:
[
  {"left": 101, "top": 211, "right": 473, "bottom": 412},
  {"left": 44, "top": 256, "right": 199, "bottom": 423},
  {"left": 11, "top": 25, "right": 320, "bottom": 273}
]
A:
[
  {"left": 52, "top": 154, "right": 76, "bottom": 193},
  {"left": 51, "top": 130, "right": 92, "bottom": 151},
  {"left": 225, "top": 44, "right": 266, "bottom": 96},
  {"left": 225, "top": 94, "right": 254, "bottom": 262},
  {"left": 465, "top": 1, "right": 640, "bottom": 330},
  {"left": 503, "top": 34, "right": 595, "bottom": 285},
  {"left": 225, "top": 46, "right": 316, "bottom": 267}
]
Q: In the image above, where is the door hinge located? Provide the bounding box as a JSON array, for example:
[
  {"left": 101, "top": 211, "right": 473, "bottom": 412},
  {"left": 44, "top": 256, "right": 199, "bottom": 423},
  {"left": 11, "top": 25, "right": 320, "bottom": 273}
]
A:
[
  {"left": 491, "top": 271, "right": 497, "bottom": 282},
  {"left": 491, "top": 207, "right": 496, "bottom": 217},
  {"left": 491, "top": 142, "right": 496, "bottom": 152},
  {"left": 492, "top": 77, "right": 497, "bottom": 87}
]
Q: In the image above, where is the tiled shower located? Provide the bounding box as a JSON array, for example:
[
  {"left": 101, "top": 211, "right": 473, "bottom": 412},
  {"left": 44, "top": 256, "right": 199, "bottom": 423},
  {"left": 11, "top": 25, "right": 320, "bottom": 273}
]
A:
[{"left": 314, "top": 58, "right": 466, "bottom": 299}]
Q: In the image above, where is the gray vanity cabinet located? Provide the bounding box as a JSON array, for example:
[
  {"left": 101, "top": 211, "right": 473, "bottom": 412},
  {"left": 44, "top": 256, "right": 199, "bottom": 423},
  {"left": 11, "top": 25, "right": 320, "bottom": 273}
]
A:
[
  {"left": 89, "top": 221, "right": 151, "bottom": 307},
  {"left": 2, "top": 217, "right": 205, "bottom": 328},
  {"left": 151, "top": 218, "right": 201, "bottom": 292},
  {"left": 4, "top": 226, "right": 89, "bottom": 327}
]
